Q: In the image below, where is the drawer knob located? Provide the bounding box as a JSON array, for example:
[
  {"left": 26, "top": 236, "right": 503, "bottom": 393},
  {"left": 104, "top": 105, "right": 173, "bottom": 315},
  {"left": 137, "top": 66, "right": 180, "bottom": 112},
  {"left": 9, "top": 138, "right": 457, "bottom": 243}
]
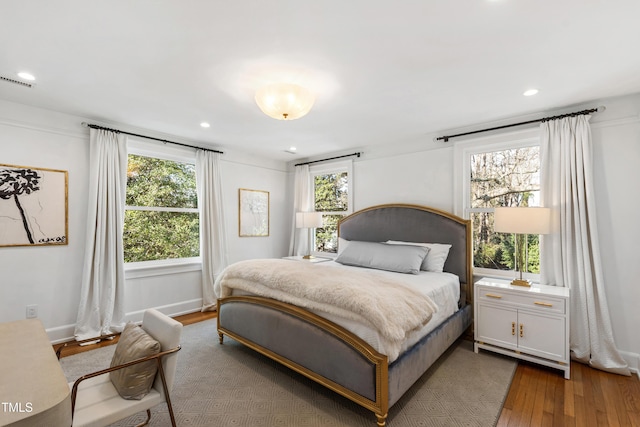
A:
[
  {"left": 520, "top": 324, "right": 524, "bottom": 338},
  {"left": 534, "top": 301, "right": 553, "bottom": 307},
  {"left": 511, "top": 322, "right": 515, "bottom": 336},
  {"left": 486, "top": 293, "right": 502, "bottom": 299}
]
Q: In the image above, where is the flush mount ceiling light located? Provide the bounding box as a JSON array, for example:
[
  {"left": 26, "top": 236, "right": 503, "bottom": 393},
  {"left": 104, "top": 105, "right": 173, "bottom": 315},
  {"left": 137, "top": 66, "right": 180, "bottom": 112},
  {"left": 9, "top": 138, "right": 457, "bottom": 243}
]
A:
[
  {"left": 17, "top": 72, "right": 36, "bottom": 81},
  {"left": 523, "top": 89, "right": 539, "bottom": 96},
  {"left": 255, "top": 83, "right": 315, "bottom": 120}
]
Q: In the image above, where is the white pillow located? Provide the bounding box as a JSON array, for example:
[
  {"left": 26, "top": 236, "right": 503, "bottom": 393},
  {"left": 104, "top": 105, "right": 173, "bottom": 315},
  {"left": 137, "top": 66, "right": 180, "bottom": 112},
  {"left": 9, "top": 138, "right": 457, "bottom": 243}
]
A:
[
  {"left": 335, "top": 241, "right": 430, "bottom": 274},
  {"left": 338, "top": 237, "right": 350, "bottom": 255},
  {"left": 385, "top": 241, "right": 452, "bottom": 272}
]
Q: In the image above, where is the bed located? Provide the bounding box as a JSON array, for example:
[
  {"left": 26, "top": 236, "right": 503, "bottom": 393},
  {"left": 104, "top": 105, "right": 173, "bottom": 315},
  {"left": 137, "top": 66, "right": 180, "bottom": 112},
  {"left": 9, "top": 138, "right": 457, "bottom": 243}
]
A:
[{"left": 216, "top": 204, "right": 472, "bottom": 426}]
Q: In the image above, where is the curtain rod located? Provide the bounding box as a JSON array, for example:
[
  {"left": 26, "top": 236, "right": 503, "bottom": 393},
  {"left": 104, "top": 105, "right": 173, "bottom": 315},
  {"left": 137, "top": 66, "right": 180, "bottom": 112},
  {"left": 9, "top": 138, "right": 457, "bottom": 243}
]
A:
[
  {"left": 81, "top": 122, "right": 224, "bottom": 154},
  {"left": 295, "top": 152, "right": 361, "bottom": 167},
  {"left": 436, "top": 106, "right": 603, "bottom": 142}
]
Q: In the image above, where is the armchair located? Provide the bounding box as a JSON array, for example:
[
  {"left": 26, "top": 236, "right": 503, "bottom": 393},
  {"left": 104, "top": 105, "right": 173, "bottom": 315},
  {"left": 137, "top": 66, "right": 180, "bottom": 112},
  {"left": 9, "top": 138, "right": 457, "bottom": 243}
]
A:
[{"left": 67, "top": 309, "right": 183, "bottom": 427}]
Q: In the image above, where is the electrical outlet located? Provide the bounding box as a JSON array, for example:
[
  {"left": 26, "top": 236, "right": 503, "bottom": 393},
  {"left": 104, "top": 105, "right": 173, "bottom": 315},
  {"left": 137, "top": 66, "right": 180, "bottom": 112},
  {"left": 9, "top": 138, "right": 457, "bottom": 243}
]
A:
[{"left": 26, "top": 305, "right": 37, "bottom": 319}]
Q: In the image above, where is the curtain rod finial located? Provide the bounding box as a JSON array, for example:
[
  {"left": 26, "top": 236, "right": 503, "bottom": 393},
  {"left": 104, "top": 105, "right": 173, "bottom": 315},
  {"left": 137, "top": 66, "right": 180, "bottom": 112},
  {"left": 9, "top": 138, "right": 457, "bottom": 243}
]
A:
[
  {"left": 597, "top": 105, "right": 606, "bottom": 113},
  {"left": 81, "top": 122, "right": 88, "bottom": 127}
]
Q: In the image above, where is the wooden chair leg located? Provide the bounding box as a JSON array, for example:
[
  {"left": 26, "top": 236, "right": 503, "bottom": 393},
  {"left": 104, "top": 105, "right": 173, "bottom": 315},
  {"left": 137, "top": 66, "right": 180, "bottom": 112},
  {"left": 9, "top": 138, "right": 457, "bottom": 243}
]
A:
[{"left": 134, "top": 409, "right": 151, "bottom": 427}]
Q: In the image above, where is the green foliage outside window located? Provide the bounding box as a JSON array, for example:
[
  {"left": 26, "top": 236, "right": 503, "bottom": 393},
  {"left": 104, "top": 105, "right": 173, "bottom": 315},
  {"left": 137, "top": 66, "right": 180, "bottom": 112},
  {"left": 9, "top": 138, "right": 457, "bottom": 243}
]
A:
[
  {"left": 470, "top": 147, "right": 541, "bottom": 273},
  {"left": 126, "top": 155, "right": 197, "bottom": 208},
  {"left": 124, "top": 154, "right": 199, "bottom": 263},
  {"left": 314, "top": 172, "right": 348, "bottom": 253}
]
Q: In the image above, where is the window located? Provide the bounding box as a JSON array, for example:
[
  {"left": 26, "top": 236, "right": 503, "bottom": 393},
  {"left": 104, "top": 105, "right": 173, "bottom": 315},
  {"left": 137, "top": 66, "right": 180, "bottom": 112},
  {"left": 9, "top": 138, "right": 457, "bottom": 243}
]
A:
[
  {"left": 124, "top": 153, "right": 199, "bottom": 264},
  {"left": 311, "top": 161, "right": 352, "bottom": 254},
  {"left": 459, "top": 136, "right": 542, "bottom": 278}
]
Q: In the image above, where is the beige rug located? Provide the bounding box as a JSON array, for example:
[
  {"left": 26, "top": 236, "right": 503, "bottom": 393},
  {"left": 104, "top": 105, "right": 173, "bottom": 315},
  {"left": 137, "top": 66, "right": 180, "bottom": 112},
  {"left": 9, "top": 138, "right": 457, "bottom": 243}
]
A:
[{"left": 61, "top": 319, "right": 516, "bottom": 426}]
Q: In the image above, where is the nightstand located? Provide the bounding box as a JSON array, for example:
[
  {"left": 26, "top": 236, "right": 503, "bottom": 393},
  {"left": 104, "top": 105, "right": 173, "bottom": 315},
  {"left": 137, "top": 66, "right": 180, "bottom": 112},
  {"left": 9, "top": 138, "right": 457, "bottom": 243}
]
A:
[
  {"left": 282, "top": 256, "right": 332, "bottom": 263},
  {"left": 474, "top": 277, "right": 570, "bottom": 379}
]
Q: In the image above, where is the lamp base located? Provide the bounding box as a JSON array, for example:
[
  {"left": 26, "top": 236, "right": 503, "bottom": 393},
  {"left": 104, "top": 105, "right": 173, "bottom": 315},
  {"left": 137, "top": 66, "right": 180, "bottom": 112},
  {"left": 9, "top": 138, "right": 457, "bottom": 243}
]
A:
[{"left": 510, "top": 279, "right": 531, "bottom": 287}]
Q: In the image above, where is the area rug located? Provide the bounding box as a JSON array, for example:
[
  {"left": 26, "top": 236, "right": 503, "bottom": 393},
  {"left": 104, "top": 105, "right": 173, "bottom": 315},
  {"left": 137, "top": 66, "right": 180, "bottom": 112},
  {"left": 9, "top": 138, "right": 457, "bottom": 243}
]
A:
[{"left": 61, "top": 319, "right": 516, "bottom": 426}]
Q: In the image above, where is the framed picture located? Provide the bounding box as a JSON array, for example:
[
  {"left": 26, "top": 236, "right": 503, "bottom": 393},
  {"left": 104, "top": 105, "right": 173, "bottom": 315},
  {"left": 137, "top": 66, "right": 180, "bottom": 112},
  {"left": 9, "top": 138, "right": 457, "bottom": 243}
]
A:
[
  {"left": 0, "top": 163, "right": 68, "bottom": 247},
  {"left": 238, "top": 188, "right": 269, "bottom": 237}
]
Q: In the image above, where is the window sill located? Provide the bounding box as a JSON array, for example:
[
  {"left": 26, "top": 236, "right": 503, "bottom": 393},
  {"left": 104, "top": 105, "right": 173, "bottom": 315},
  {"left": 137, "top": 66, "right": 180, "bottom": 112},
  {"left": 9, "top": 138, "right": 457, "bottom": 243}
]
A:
[
  {"left": 125, "top": 258, "right": 202, "bottom": 279},
  {"left": 473, "top": 267, "right": 540, "bottom": 283}
]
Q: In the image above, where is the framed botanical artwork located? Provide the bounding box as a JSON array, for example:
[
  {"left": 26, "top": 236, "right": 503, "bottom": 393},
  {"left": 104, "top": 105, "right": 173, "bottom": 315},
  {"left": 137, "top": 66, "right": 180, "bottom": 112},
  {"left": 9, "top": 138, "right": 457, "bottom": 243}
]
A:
[
  {"left": 0, "top": 163, "right": 68, "bottom": 247},
  {"left": 238, "top": 188, "right": 269, "bottom": 237}
]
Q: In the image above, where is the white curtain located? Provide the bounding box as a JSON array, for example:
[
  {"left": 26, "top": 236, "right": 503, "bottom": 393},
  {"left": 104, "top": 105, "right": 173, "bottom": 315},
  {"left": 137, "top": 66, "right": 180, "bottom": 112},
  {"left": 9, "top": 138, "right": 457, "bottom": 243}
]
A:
[
  {"left": 75, "top": 128, "right": 128, "bottom": 340},
  {"left": 196, "top": 150, "right": 228, "bottom": 311},
  {"left": 540, "top": 116, "right": 630, "bottom": 375},
  {"left": 288, "top": 165, "right": 312, "bottom": 256}
]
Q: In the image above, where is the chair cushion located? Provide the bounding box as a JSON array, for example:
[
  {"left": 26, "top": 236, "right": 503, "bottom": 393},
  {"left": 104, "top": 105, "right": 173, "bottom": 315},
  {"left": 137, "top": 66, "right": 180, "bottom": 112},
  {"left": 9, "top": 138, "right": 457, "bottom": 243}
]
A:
[
  {"left": 70, "top": 374, "right": 163, "bottom": 427},
  {"left": 109, "top": 322, "right": 160, "bottom": 400}
]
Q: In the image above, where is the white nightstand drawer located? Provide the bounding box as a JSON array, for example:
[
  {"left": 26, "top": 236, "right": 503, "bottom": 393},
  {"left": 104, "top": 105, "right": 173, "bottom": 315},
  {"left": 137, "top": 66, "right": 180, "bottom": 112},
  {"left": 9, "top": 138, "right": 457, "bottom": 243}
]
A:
[{"left": 477, "top": 286, "right": 566, "bottom": 314}]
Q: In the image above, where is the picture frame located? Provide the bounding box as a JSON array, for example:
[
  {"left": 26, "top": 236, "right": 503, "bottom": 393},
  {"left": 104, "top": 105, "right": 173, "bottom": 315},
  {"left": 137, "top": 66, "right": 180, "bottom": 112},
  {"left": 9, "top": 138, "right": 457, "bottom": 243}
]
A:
[
  {"left": 238, "top": 188, "right": 269, "bottom": 237},
  {"left": 0, "top": 163, "right": 69, "bottom": 247}
]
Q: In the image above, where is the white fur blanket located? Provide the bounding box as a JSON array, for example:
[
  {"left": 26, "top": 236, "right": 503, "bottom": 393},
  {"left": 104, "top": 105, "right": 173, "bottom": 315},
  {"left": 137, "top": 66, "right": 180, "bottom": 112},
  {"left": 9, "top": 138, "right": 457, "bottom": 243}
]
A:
[{"left": 214, "top": 259, "right": 438, "bottom": 343}]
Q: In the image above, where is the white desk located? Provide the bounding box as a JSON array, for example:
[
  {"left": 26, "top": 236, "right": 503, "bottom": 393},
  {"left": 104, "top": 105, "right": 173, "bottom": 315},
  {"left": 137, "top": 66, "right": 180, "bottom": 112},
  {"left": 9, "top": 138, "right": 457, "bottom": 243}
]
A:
[{"left": 0, "top": 319, "right": 71, "bottom": 426}]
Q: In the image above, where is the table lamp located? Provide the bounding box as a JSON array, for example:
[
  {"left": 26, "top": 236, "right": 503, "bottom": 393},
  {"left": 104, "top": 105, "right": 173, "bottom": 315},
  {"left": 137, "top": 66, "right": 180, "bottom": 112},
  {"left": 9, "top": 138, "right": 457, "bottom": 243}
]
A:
[
  {"left": 494, "top": 207, "right": 551, "bottom": 287},
  {"left": 296, "top": 212, "right": 323, "bottom": 259}
]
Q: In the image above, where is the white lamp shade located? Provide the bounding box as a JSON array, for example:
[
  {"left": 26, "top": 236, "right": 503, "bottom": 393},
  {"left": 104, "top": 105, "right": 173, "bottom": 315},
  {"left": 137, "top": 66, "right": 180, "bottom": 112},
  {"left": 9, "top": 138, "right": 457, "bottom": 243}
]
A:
[
  {"left": 255, "top": 83, "right": 315, "bottom": 120},
  {"left": 296, "top": 212, "right": 323, "bottom": 229},
  {"left": 494, "top": 207, "right": 551, "bottom": 235}
]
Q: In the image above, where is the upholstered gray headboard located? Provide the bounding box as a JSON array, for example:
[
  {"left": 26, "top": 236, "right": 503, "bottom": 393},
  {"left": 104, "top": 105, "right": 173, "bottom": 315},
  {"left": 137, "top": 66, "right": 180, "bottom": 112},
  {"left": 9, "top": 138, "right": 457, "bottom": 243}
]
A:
[{"left": 338, "top": 204, "right": 471, "bottom": 290}]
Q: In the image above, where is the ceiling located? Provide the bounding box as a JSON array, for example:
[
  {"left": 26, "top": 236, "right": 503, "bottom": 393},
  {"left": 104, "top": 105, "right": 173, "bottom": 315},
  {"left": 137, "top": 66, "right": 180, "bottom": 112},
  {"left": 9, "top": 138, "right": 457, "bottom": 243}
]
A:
[{"left": 2, "top": 1, "right": 640, "bottom": 161}]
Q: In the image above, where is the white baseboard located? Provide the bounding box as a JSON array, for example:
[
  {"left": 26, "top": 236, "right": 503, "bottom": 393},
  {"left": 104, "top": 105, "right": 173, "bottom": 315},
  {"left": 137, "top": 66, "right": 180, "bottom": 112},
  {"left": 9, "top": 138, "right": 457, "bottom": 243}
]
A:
[
  {"left": 47, "top": 324, "right": 79, "bottom": 344},
  {"left": 47, "top": 298, "right": 203, "bottom": 344},
  {"left": 620, "top": 350, "right": 640, "bottom": 379},
  {"left": 123, "top": 298, "right": 203, "bottom": 324}
]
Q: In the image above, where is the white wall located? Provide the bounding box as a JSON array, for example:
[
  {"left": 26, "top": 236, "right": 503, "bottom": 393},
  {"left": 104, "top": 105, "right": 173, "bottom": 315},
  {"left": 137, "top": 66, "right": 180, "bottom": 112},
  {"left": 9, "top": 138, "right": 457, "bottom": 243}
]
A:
[
  {"left": 316, "top": 93, "right": 640, "bottom": 371},
  {"left": 222, "top": 158, "right": 291, "bottom": 264},
  {"left": 589, "top": 94, "right": 640, "bottom": 372},
  {"left": 3, "top": 91, "right": 638, "bottom": 371},
  {"left": 353, "top": 147, "right": 454, "bottom": 212},
  {"left": 0, "top": 102, "right": 89, "bottom": 341},
  {"left": 0, "top": 100, "right": 290, "bottom": 342}
]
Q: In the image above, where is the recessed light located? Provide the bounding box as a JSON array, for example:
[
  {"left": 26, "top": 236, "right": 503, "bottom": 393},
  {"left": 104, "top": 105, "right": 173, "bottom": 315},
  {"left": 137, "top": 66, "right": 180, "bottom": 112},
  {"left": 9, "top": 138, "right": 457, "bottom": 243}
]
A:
[
  {"left": 200, "top": 122, "right": 210, "bottom": 128},
  {"left": 523, "top": 89, "right": 539, "bottom": 96},
  {"left": 17, "top": 72, "right": 36, "bottom": 81},
  {"left": 289, "top": 146, "right": 297, "bottom": 152}
]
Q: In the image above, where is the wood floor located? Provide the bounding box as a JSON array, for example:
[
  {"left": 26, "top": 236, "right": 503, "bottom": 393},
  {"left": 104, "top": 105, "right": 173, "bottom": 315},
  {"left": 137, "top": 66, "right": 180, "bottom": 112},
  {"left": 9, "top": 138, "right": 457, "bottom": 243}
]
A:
[
  {"left": 56, "top": 311, "right": 640, "bottom": 426},
  {"left": 498, "top": 359, "right": 640, "bottom": 427},
  {"left": 54, "top": 310, "right": 217, "bottom": 358}
]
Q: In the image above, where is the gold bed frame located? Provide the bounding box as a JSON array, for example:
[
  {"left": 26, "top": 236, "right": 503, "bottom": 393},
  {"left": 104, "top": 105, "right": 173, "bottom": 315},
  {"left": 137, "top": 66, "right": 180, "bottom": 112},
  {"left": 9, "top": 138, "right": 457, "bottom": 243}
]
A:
[
  {"left": 217, "top": 296, "right": 391, "bottom": 425},
  {"left": 217, "top": 204, "right": 472, "bottom": 426}
]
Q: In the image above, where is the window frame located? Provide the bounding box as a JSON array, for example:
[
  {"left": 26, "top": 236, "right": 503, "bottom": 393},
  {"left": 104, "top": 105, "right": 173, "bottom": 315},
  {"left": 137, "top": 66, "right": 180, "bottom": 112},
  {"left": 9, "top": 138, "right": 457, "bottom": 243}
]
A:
[
  {"left": 454, "top": 129, "right": 542, "bottom": 281},
  {"left": 124, "top": 139, "right": 201, "bottom": 278},
  {"left": 309, "top": 160, "right": 353, "bottom": 258}
]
